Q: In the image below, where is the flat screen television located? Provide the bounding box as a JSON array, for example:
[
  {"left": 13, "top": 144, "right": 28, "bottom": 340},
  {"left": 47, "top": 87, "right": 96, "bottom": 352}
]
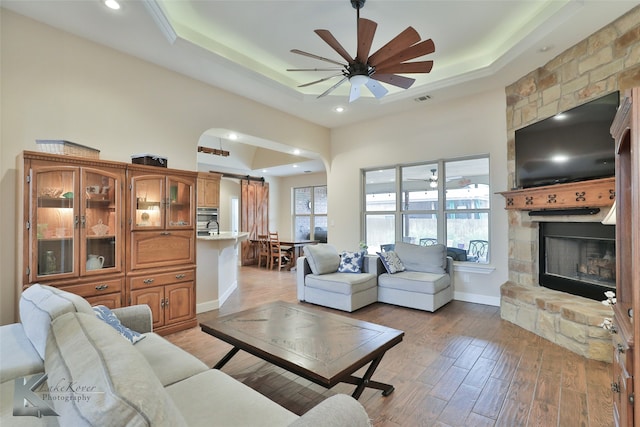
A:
[{"left": 514, "top": 91, "right": 619, "bottom": 189}]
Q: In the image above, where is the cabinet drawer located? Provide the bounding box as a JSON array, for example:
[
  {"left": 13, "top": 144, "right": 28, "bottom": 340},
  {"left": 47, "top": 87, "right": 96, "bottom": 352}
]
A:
[
  {"left": 86, "top": 293, "right": 122, "bottom": 309},
  {"left": 130, "top": 231, "right": 195, "bottom": 270},
  {"left": 61, "top": 278, "right": 123, "bottom": 298},
  {"left": 130, "top": 269, "right": 194, "bottom": 290}
]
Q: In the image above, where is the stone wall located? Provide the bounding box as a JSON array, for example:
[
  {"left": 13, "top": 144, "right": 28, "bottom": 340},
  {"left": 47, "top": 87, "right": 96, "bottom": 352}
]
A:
[{"left": 501, "top": 6, "right": 640, "bottom": 361}]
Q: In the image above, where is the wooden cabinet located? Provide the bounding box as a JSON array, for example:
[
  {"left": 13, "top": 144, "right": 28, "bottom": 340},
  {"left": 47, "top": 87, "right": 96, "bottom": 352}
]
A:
[
  {"left": 498, "top": 177, "right": 615, "bottom": 211},
  {"left": 18, "top": 153, "right": 198, "bottom": 333},
  {"left": 129, "top": 268, "right": 196, "bottom": 333},
  {"left": 610, "top": 88, "right": 640, "bottom": 427},
  {"left": 127, "top": 164, "right": 197, "bottom": 334},
  {"left": 19, "top": 151, "right": 126, "bottom": 306},
  {"left": 197, "top": 172, "right": 221, "bottom": 208}
]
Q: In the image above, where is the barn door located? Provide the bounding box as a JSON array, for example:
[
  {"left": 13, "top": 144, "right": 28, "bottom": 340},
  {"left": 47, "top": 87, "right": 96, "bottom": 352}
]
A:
[{"left": 240, "top": 180, "right": 269, "bottom": 265}]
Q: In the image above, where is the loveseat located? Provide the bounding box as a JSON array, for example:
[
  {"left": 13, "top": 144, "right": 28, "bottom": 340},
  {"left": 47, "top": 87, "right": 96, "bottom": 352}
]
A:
[
  {"left": 0, "top": 284, "right": 371, "bottom": 426},
  {"left": 297, "top": 242, "right": 453, "bottom": 313}
]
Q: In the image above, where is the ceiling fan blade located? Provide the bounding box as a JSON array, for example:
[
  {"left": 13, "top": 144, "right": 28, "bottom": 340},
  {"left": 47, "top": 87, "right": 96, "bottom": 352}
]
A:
[
  {"left": 356, "top": 18, "right": 377, "bottom": 63},
  {"left": 371, "top": 74, "right": 416, "bottom": 89},
  {"left": 374, "top": 61, "right": 434, "bottom": 75},
  {"left": 368, "top": 26, "right": 421, "bottom": 67},
  {"left": 298, "top": 74, "right": 344, "bottom": 88},
  {"left": 317, "top": 76, "right": 348, "bottom": 99},
  {"left": 290, "top": 49, "right": 346, "bottom": 67},
  {"left": 365, "top": 79, "right": 388, "bottom": 99},
  {"left": 374, "top": 39, "right": 436, "bottom": 69},
  {"left": 314, "top": 29, "right": 354, "bottom": 64},
  {"left": 287, "top": 68, "right": 344, "bottom": 72}
]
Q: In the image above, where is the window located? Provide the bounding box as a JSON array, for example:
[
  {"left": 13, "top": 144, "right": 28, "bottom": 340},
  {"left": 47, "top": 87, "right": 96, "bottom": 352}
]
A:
[
  {"left": 362, "top": 156, "right": 490, "bottom": 263},
  {"left": 294, "top": 185, "right": 327, "bottom": 242}
]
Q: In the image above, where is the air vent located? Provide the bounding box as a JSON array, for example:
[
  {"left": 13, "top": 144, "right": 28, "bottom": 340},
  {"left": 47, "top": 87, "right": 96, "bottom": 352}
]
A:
[{"left": 414, "top": 95, "right": 432, "bottom": 102}]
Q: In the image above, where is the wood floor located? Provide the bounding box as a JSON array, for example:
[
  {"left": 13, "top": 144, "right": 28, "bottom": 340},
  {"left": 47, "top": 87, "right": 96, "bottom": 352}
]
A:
[{"left": 165, "top": 266, "right": 614, "bottom": 427}]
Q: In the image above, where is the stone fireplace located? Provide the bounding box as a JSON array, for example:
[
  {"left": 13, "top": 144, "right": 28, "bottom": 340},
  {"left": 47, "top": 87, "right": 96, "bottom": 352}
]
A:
[
  {"left": 501, "top": 213, "right": 614, "bottom": 362},
  {"left": 539, "top": 221, "right": 616, "bottom": 300},
  {"left": 500, "top": 5, "right": 640, "bottom": 362}
]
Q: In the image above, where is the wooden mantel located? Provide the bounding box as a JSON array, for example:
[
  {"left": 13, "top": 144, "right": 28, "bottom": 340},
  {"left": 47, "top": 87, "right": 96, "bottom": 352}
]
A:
[{"left": 498, "top": 177, "right": 615, "bottom": 210}]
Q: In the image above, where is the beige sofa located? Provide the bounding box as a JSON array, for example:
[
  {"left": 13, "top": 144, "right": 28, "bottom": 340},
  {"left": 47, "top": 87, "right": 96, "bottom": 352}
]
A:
[
  {"left": 0, "top": 284, "right": 371, "bottom": 426},
  {"left": 297, "top": 242, "right": 453, "bottom": 313},
  {"left": 296, "top": 245, "right": 378, "bottom": 312}
]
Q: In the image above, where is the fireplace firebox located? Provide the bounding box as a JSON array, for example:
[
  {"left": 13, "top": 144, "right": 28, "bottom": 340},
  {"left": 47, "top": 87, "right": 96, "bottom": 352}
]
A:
[{"left": 539, "top": 222, "right": 616, "bottom": 301}]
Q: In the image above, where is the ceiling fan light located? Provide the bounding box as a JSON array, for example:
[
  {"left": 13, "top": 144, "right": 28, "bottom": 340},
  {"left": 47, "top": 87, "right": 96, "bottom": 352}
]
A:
[{"left": 349, "top": 74, "right": 370, "bottom": 87}]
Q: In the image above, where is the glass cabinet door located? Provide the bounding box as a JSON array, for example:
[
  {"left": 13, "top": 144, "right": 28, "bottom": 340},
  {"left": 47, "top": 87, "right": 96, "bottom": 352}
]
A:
[
  {"left": 33, "top": 167, "right": 78, "bottom": 279},
  {"left": 131, "top": 175, "right": 164, "bottom": 230},
  {"left": 82, "top": 168, "right": 121, "bottom": 274},
  {"left": 167, "top": 177, "right": 193, "bottom": 229}
]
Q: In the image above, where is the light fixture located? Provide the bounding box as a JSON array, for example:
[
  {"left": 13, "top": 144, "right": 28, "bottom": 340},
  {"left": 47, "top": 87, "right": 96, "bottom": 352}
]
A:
[
  {"left": 228, "top": 133, "right": 239, "bottom": 140},
  {"left": 104, "top": 0, "right": 121, "bottom": 10},
  {"left": 334, "top": 106, "right": 345, "bottom": 113},
  {"left": 429, "top": 169, "right": 438, "bottom": 188},
  {"left": 348, "top": 75, "right": 370, "bottom": 103},
  {"left": 198, "top": 138, "right": 230, "bottom": 157},
  {"left": 293, "top": 149, "right": 301, "bottom": 155}
]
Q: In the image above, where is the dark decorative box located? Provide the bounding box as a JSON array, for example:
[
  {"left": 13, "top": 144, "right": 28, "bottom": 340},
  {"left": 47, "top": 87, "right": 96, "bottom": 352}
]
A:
[{"left": 131, "top": 154, "right": 168, "bottom": 168}]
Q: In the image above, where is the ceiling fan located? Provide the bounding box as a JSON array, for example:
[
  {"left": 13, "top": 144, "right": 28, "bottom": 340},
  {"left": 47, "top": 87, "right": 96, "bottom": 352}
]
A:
[
  {"left": 287, "top": 0, "right": 435, "bottom": 103},
  {"left": 408, "top": 168, "right": 439, "bottom": 188}
]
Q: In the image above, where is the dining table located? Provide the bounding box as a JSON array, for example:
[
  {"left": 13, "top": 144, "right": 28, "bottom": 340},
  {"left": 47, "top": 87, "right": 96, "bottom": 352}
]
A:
[{"left": 278, "top": 238, "right": 319, "bottom": 270}]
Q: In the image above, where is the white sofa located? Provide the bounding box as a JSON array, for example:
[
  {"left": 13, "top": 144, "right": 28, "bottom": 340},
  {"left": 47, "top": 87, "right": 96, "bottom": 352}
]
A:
[
  {"left": 297, "top": 242, "right": 453, "bottom": 313},
  {"left": 0, "top": 284, "right": 371, "bottom": 426},
  {"left": 377, "top": 242, "right": 453, "bottom": 312},
  {"left": 296, "top": 245, "right": 378, "bottom": 312}
]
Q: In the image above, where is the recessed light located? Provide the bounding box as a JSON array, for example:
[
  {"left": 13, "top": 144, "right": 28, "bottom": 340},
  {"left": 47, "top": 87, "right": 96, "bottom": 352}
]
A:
[
  {"left": 334, "top": 106, "right": 345, "bottom": 113},
  {"left": 538, "top": 45, "right": 553, "bottom": 53},
  {"left": 551, "top": 154, "right": 569, "bottom": 163},
  {"left": 293, "top": 164, "right": 299, "bottom": 168},
  {"left": 228, "top": 133, "right": 239, "bottom": 140},
  {"left": 104, "top": 0, "right": 121, "bottom": 10},
  {"left": 293, "top": 149, "right": 301, "bottom": 155}
]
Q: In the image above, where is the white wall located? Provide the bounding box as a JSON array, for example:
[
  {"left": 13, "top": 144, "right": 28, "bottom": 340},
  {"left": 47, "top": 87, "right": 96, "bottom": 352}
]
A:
[
  {"left": 329, "top": 90, "right": 510, "bottom": 305},
  {"left": 275, "top": 172, "right": 327, "bottom": 238},
  {"left": 0, "top": 10, "right": 330, "bottom": 324}
]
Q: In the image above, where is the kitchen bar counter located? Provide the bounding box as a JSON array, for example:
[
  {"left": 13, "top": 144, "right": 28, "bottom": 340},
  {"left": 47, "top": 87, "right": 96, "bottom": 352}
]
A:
[{"left": 196, "top": 232, "right": 249, "bottom": 313}]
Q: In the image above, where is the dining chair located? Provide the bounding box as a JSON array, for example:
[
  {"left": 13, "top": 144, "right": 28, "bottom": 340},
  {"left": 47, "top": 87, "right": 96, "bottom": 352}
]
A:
[
  {"left": 256, "top": 234, "right": 270, "bottom": 268},
  {"left": 268, "top": 232, "right": 291, "bottom": 271},
  {"left": 419, "top": 237, "right": 438, "bottom": 246},
  {"left": 467, "top": 239, "right": 489, "bottom": 262}
]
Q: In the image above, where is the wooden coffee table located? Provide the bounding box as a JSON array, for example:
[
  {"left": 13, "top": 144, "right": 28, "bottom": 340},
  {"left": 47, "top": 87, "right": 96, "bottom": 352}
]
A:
[{"left": 200, "top": 301, "right": 404, "bottom": 399}]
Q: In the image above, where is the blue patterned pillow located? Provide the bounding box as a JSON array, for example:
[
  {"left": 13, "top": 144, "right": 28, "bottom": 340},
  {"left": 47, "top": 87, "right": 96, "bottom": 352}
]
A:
[
  {"left": 377, "top": 251, "right": 406, "bottom": 274},
  {"left": 338, "top": 251, "right": 366, "bottom": 273},
  {"left": 93, "top": 305, "right": 145, "bottom": 344}
]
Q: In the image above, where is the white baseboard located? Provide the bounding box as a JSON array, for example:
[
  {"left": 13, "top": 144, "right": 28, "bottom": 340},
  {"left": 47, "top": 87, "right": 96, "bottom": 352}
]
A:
[
  {"left": 195, "top": 281, "right": 238, "bottom": 314},
  {"left": 219, "top": 281, "right": 237, "bottom": 307},
  {"left": 196, "top": 300, "right": 218, "bottom": 314},
  {"left": 454, "top": 291, "right": 500, "bottom": 307}
]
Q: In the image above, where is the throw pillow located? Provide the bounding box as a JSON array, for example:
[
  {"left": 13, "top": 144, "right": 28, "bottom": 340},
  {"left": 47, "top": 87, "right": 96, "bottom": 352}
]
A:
[
  {"left": 45, "top": 312, "right": 185, "bottom": 426},
  {"left": 377, "top": 251, "right": 406, "bottom": 274},
  {"left": 93, "top": 305, "right": 145, "bottom": 344},
  {"left": 19, "top": 284, "right": 94, "bottom": 359},
  {"left": 394, "top": 241, "right": 447, "bottom": 274},
  {"left": 338, "top": 251, "right": 365, "bottom": 273},
  {"left": 303, "top": 244, "right": 340, "bottom": 275}
]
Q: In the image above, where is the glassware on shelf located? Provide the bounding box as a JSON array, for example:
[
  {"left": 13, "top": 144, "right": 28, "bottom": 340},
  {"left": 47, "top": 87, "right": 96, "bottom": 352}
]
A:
[
  {"left": 44, "top": 250, "right": 57, "bottom": 274},
  {"left": 91, "top": 219, "right": 109, "bottom": 236}
]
